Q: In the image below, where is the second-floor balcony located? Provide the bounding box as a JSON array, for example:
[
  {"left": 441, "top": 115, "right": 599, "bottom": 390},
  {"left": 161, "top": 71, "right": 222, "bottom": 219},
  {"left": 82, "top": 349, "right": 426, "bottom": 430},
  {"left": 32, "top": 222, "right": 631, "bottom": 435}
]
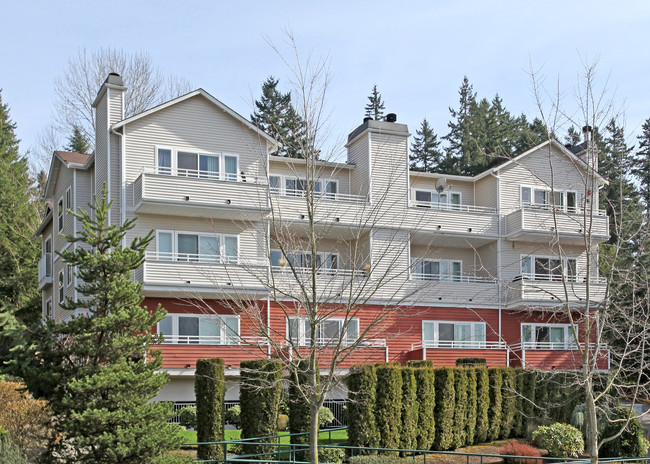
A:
[
  {"left": 38, "top": 255, "right": 52, "bottom": 288},
  {"left": 510, "top": 342, "right": 610, "bottom": 371},
  {"left": 506, "top": 205, "right": 609, "bottom": 244},
  {"left": 506, "top": 274, "right": 607, "bottom": 308},
  {"left": 408, "top": 340, "right": 509, "bottom": 367},
  {"left": 131, "top": 167, "right": 268, "bottom": 220},
  {"left": 406, "top": 273, "right": 499, "bottom": 307}
]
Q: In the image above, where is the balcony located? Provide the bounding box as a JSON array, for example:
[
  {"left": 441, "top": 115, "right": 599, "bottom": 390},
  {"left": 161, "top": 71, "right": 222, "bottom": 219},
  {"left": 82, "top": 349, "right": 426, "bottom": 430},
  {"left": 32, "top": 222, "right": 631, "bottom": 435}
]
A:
[
  {"left": 408, "top": 340, "right": 509, "bottom": 367},
  {"left": 510, "top": 342, "right": 610, "bottom": 371},
  {"left": 131, "top": 167, "right": 268, "bottom": 220},
  {"left": 405, "top": 275, "right": 499, "bottom": 307},
  {"left": 506, "top": 274, "right": 607, "bottom": 308},
  {"left": 506, "top": 205, "right": 609, "bottom": 244},
  {"left": 283, "top": 339, "right": 388, "bottom": 368},
  {"left": 270, "top": 189, "right": 368, "bottom": 226},
  {"left": 156, "top": 336, "right": 269, "bottom": 369},
  {"left": 38, "top": 255, "right": 52, "bottom": 289}
]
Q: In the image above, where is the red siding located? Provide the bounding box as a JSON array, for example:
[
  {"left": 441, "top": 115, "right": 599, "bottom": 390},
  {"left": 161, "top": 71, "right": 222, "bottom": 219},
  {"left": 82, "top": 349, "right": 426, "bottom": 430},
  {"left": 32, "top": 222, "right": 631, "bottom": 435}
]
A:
[
  {"left": 283, "top": 346, "right": 387, "bottom": 368},
  {"left": 158, "top": 344, "right": 268, "bottom": 369},
  {"left": 523, "top": 349, "right": 609, "bottom": 371},
  {"left": 411, "top": 348, "right": 508, "bottom": 368}
]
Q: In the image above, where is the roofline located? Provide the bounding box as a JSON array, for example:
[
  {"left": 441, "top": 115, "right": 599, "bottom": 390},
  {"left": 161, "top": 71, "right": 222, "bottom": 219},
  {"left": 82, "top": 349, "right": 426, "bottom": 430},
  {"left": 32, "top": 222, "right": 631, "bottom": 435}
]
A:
[
  {"left": 34, "top": 209, "right": 53, "bottom": 236},
  {"left": 112, "top": 89, "right": 278, "bottom": 149},
  {"left": 408, "top": 170, "right": 475, "bottom": 182},
  {"left": 43, "top": 152, "right": 94, "bottom": 200},
  {"left": 91, "top": 82, "right": 127, "bottom": 108},
  {"left": 269, "top": 155, "right": 355, "bottom": 170}
]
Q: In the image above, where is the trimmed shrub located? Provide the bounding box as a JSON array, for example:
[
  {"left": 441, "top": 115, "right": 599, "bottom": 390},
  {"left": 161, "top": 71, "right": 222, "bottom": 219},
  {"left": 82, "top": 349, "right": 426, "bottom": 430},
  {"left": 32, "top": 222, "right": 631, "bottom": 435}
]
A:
[
  {"left": 277, "top": 414, "right": 289, "bottom": 431},
  {"left": 375, "top": 363, "right": 403, "bottom": 452},
  {"left": 465, "top": 368, "right": 478, "bottom": 445},
  {"left": 240, "top": 359, "right": 283, "bottom": 458},
  {"left": 475, "top": 367, "right": 490, "bottom": 444},
  {"left": 400, "top": 368, "right": 418, "bottom": 451},
  {"left": 532, "top": 422, "right": 584, "bottom": 458},
  {"left": 289, "top": 360, "right": 318, "bottom": 455},
  {"left": 499, "top": 442, "right": 542, "bottom": 464},
  {"left": 225, "top": 404, "right": 241, "bottom": 428},
  {"left": 452, "top": 368, "right": 468, "bottom": 448},
  {"left": 319, "top": 446, "right": 346, "bottom": 463},
  {"left": 511, "top": 369, "right": 525, "bottom": 437},
  {"left": 600, "top": 407, "right": 650, "bottom": 458},
  {"left": 456, "top": 358, "right": 487, "bottom": 367},
  {"left": 413, "top": 367, "right": 435, "bottom": 450},
  {"left": 0, "top": 428, "right": 29, "bottom": 464},
  {"left": 500, "top": 368, "right": 517, "bottom": 439},
  {"left": 195, "top": 358, "right": 225, "bottom": 461},
  {"left": 349, "top": 455, "right": 408, "bottom": 464},
  {"left": 319, "top": 406, "right": 335, "bottom": 427},
  {"left": 487, "top": 368, "right": 503, "bottom": 441},
  {"left": 179, "top": 405, "right": 197, "bottom": 429},
  {"left": 347, "top": 364, "right": 379, "bottom": 449},
  {"left": 406, "top": 360, "right": 434, "bottom": 368},
  {"left": 520, "top": 370, "right": 537, "bottom": 434},
  {"left": 433, "top": 367, "right": 455, "bottom": 450}
]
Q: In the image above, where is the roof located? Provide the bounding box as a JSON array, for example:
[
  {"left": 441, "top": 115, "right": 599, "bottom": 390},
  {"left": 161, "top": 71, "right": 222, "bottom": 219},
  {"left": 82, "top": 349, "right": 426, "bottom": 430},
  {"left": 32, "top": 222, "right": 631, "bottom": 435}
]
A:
[
  {"left": 55, "top": 151, "right": 91, "bottom": 167},
  {"left": 112, "top": 89, "right": 279, "bottom": 151},
  {"left": 43, "top": 151, "right": 94, "bottom": 199}
]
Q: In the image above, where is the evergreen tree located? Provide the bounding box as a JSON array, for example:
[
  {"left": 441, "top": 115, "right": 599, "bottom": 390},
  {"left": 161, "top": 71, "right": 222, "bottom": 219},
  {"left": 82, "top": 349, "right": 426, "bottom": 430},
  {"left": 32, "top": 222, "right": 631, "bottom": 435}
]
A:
[
  {"left": 443, "top": 76, "right": 477, "bottom": 175},
  {"left": 410, "top": 118, "right": 443, "bottom": 172},
  {"left": 514, "top": 116, "right": 548, "bottom": 153},
  {"left": 364, "top": 85, "right": 386, "bottom": 120},
  {"left": 251, "top": 76, "right": 305, "bottom": 158},
  {"left": 11, "top": 186, "right": 184, "bottom": 464},
  {"left": 65, "top": 125, "right": 90, "bottom": 153},
  {"left": 632, "top": 118, "right": 650, "bottom": 222},
  {"left": 565, "top": 126, "right": 582, "bottom": 146}
]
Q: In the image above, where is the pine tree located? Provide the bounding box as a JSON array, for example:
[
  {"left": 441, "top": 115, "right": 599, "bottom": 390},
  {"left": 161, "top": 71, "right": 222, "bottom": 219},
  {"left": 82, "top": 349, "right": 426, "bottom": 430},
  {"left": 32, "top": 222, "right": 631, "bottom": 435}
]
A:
[
  {"left": 443, "top": 77, "right": 478, "bottom": 175},
  {"left": 565, "top": 126, "right": 582, "bottom": 146},
  {"left": 410, "top": 118, "right": 443, "bottom": 172},
  {"left": 632, "top": 118, "right": 650, "bottom": 222},
  {"left": 364, "top": 85, "right": 386, "bottom": 120},
  {"left": 65, "top": 125, "right": 90, "bottom": 153},
  {"left": 514, "top": 116, "right": 548, "bottom": 153},
  {"left": 251, "top": 76, "right": 305, "bottom": 158},
  {"left": 12, "top": 186, "right": 184, "bottom": 464}
]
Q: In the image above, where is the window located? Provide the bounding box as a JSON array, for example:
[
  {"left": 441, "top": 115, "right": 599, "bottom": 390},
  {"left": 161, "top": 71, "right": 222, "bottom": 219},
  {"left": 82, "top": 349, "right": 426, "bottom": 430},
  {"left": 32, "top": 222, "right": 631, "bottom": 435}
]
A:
[
  {"left": 520, "top": 255, "right": 578, "bottom": 281},
  {"left": 158, "top": 314, "right": 240, "bottom": 345},
  {"left": 43, "top": 237, "right": 52, "bottom": 277},
  {"left": 422, "top": 321, "right": 486, "bottom": 348},
  {"left": 521, "top": 323, "right": 576, "bottom": 350},
  {"left": 66, "top": 264, "right": 73, "bottom": 287},
  {"left": 58, "top": 270, "right": 64, "bottom": 304},
  {"left": 157, "top": 148, "right": 172, "bottom": 174},
  {"left": 156, "top": 148, "right": 239, "bottom": 181},
  {"left": 45, "top": 298, "right": 53, "bottom": 320},
  {"left": 413, "top": 190, "right": 462, "bottom": 210},
  {"left": 521, "top": 186, "right": 580, "bottom": 212},
  {"left": 288, "top": 317, "right": 359, "bottom": 346},
  {"left": 271, "top": 250, "right": 339, "bottom": 273},
  {"left": 269, "top": 175, "right": 281, "bottom": 194},
  {"left": 156, "top": 231, "right": 238, "bottom": 263},
  {"left": 412, "top": 259, "right": 462, "bottom": 281},
  {"left": 65, "top": 187, "right": 72, "bottom": 212},
  {"left": 58, "top": 197, "right": 64, "bottom": 232}
]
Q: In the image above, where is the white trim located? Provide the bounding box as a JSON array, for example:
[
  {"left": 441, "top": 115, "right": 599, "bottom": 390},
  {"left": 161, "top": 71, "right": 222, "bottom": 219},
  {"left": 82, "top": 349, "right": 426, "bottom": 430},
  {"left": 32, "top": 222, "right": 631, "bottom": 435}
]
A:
[
  {"left": 66, "top": 264, "right": 73, "bottom": 287},
  {"left": 57, "top": 196, "right": 65, "bottom": 233},
  {"left": 107, "top": 87, "right": 111, "bottom": 225},
  {"left": 421, "top": 320, "right": 487, "bottom": 348},
  {"left": 287, "top": 316, "right": 360, "bottom": 347},
  {"left": 157, "top": 313, "right": 240, "bottom": 345},
  {"left": 45, "top": 297, "right": 53, "bottom": 320},
  {"left": 520, "top": 323, "right": 577, "bottom": 350},
  {"left": 155, "top": 230, "right": 239, "bottom": 263},
  {"left": 58, "top": 269, "right": 65, "bottom": 305}
]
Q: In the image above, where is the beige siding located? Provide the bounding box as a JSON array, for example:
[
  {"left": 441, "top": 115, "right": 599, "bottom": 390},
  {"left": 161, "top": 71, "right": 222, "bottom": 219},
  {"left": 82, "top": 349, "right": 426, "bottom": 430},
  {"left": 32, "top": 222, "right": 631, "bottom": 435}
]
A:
[
  {"left": 476, "top": 243, "right": 498, "bottom": 279},
  {"left": 75, "top": 169, "right": 93, "bottom": 218},
  {"left": 369, "top": 133, "right": 409, "bottom": 210},
  {"left": 346, "top": 136, "right": 370, "bottom": 197},
  {"left": 409, "top": 177, "right": 474, "bottom": 206},
  {"left": 501, "top": 242, "right": 590, "bottom": 282},
  {"left": 95, "top": 96, "right": 109, "bottom": 203},
  {"left": 411, "top": 245, "right": 479, "bottom": 275},
  {"left": 269, "top": 159, "right": 352, "bottom": 195},
  {"left": 475, "top": 176, "right": 498, "bottom": 209},
  {"left": 52, "top": 165, "right": 74, "bottom": 252}
]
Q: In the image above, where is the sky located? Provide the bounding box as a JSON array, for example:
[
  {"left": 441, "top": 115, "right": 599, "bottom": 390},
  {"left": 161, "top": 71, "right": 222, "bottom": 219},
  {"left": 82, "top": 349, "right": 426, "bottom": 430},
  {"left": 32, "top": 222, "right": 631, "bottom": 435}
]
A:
[{"left": 2, "top": 1, "right": 649, "bottom": 167}]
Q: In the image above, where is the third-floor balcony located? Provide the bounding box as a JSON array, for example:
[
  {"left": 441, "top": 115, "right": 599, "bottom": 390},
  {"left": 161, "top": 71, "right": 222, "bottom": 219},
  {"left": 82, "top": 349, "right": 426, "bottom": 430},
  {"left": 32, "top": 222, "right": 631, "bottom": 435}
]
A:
[
  {"left": 506, "top": 274, "right": 607, "bottom": 308},
  {"left": 38, "top": 254, "right": 52, "bottom": 289}
]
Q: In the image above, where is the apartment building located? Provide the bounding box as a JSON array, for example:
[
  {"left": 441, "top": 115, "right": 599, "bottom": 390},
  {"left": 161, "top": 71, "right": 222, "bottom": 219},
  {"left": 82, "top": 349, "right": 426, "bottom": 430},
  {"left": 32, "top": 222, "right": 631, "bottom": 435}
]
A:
[{"left": 37, "top": 73, "right": 610, "bottom": 403}]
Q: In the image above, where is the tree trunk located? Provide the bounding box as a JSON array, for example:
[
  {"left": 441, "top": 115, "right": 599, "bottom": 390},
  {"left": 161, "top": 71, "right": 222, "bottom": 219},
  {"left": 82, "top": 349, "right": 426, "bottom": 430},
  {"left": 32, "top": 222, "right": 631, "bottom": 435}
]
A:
[
  {"left": 584, "top": 380, "right": 599, "bottom": 463},
  {"left": 309, "top": 401, "right": 320, "bottom": 464}
]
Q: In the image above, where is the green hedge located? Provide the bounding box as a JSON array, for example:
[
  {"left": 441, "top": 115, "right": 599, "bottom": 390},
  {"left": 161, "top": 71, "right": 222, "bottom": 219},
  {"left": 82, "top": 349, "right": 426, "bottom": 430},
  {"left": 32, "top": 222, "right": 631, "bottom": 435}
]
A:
[
  {"left": 413, "top": 367, "right": 435, "bottom": 450},
  {"left": 452, "top": 368, "right": 468, "bottom": 448},
  {"left": 240, "top": 359, "right": 283, "bottom": 457},
  {"left": 433, "top": 367, "right": 455, "bottom": 450},
  {"left": 406, "top": 360, "right": 434, "bottom": 368},
  {"left": 475, "top": 367, "right": 490, "bottom": 443},
  {"left": 487, "top": 368, "right": 503, "bottom": 441},
  {"left": 400, "top": 368, "right": 418, "bottom": 451},
  {"left": 500, "top": 368, "right": 517, "bottom": 439},
  {"left": 465, "top": 368, "right": 478, "bottom": 445},
  {"left": 456, "top": 358, "right": 487, "bottom": 366},
  {"left": 520, "top": 370, "right": 537, "bottom": 434},
  {"left": 375, "top": 363, "right": 403, "bottom": 452},
  {"left": 195, "top": 358, "right": 225, "bottom": 461},
  {"left": 598, "top": 407, "right": 650, "bottom": 458},
  {"left": 347, "top": 365, "right": 379, "bottom": 449},
  {"left": 511, "top": 369, "right": 525, "bottom": 437},
  {"left": 288, "top": 360, "right": 318, "bottom": 459}
]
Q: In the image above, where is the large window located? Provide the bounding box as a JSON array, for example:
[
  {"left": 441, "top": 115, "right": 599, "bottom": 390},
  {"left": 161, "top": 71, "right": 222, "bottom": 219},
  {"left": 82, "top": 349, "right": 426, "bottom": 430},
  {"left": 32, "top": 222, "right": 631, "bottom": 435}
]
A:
[
  {"left": 412, "top": 189, "right": 461, "bottom": 210},
  {"left": 271, "top": 250, "right": 339, "bottom": 273},
  {"left": 521, "top": 323, "right": 577, "bottom": 350},
  {"left": 422, "top": 320, "right": 486, "bottom": 348},
  {"left": 58, "top": 197, "right": 64, "bottom": 232},
  {"left": 268, "top": 174, "right": 339, "bottom": 199},
  {"left": 288, "top": 317, "right": 359, "bottom": 346},
  {"left": 158, "top": 314, "right": 239, "bottom": 345},
  {"left": 156, "top": 147, "right": 238, "bottom": 181},
  {"left": 45, "top": 298, "right": 53, "bottom": 320},
  {"left": 521, "top": 186, "right": 579, "bottom": 213},
  {"left": 520, "top": 255, "right": 578, "bottom": 281},
  {"left": 412, "top": 259, "right": 462, "bottom": 281},
  {"left": 157, "top": 231, "right": 238, "bottom": 263},
  {"left": 43, "top": 236, "right": 52, "bottom": 277},
  {"left": 65, "top": 187, "right": 72, "bottom": 212}
]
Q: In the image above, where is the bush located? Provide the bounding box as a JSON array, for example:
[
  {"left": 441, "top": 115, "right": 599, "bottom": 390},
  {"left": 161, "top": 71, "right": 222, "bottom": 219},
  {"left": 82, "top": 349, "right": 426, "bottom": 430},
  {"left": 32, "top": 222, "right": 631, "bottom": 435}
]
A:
[
  {"left": 240, "top": 359, "right": 283, "bottom": 457},
  {"left": 406, "top": 360, "right": 434, "bottom": 368},
  {"left": 225, "top": 405, "right": 241, "bottom": 428},
  {"left": 178, "top": 406, "right": 197, "bottom": 429},
  {"left": 413, "top": 367, "right": 435, "bottom": 450},
  {"left": 487, "top": 368, "right": 503, "bottom": 441},
  {"left": 600, "top": 407, "right": 650, "bottom": 458},
  {"left": 289, "top": 360, "right": 317, "bottom": 454},
  {"left": 319, "top": 406, "right": 335, "bottom": 428},
  {"left": 499, "top": 442, "right": 542, "bottom": 464},
  {"left": 433, "top": 367, "right": 455, "bottom": 450},
  {"left": 319, "top": 446, "right": 345, "bottom": 463},
  {"left": 520, "top": 371, "right": 537, "bottom": 434},
  {"left": 452, "top": 368, "right": 468, "bottom": 448},
  {"left": 0, "top": 427, "right": 29, "bottom": 464},
  {"left": 278, "top": 414, "right": 289, "bottom": 431},
  {"left": 456, "top": 358, "right": 487, "bottom": 366},
  {"left": 465, "top": 368, "right": 478, "bottom": 445},
  {"left": 532, "top": 423, "right": 584, "bottom": 458},
  {"left": 400, "top": 367, "right": 418, "bottom": 451},
  {"left": 375, "top": 363, "right": 403, "bottom": 452},
  {"left": 475, "top": 367, "right": 490, "bottom": 444},
  {"left": 195, "top": 358, "right": 225, "bottom": 461},
  {"left": 500, "top": 368, "right": 517, "bottom": 439},
  {"left": 512, "top": 370, "right": 525, "bottom": 437},
  {"left": 347, "top": 364, "right": 379, "bottom": 449},
  {"left": 349, "top": 455, "right": 409, "bottom": 464}
]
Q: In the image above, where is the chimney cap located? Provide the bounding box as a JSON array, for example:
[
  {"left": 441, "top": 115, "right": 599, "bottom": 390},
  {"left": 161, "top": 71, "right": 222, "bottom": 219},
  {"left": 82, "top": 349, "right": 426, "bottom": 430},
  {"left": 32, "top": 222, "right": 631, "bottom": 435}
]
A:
[
  {"left": 386, "top": 113, "right": 397, "bottom": 122},
  {"left": 104, "top": 72, "right": 124, "bottom": 87},
  {"left": 363, "top": 116, "right": 373, "bottom": 123}
]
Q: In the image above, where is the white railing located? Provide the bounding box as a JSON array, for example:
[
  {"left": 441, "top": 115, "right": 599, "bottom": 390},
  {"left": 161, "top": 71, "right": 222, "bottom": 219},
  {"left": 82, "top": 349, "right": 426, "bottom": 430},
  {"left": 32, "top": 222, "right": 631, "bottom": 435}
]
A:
[
  {"left": 510, "top": 342, "right": 608, "bottom": 351},
  {"left": 146, "top": 251, "right": 241, "bottom": 264},
  {"left": 133, "top": 174, "right": 143, "bottom": 206},
  {"left": 411, "top": 340, "right": 506, "bottom": 350},
  {"left": 409, "top": 200, "right": 497, "bottom": 214},
  {"left": 285, "top": 338, "right": 386, "bottom": 348},
  {"left": 520, "top": 204, "right": 607, "bottom": 216},
  {"left": 516, "top": 273, "right": 607, "bottom": 284},
  {"left": 272, "top": 188, "right": 368, "bottom": 204},
  {"left": 146, "top": 166, "right": 261, "bottom": 183},
  {"left": 271, "top": 266, "right": 368, "bottom": 278},
  {"left": 160, "top": 335, "right": 269, "bottom": 346},
  {"left": 38, "top": 255, "right": 52, "bottom": 283},
  {"left": 411, "top": 273, "right": 496, "bottom": 284}
]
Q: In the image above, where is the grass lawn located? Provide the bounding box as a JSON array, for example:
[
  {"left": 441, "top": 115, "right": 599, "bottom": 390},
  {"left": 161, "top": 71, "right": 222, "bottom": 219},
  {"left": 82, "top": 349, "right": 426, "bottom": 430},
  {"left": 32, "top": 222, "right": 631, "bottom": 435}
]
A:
[{"left": 180, "top": 428, "right": 347, "bottom": 446}]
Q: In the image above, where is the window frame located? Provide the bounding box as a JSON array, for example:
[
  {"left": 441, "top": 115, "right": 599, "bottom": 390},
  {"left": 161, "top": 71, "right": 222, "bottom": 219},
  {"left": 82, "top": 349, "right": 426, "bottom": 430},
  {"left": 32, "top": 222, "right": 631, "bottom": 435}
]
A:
[
  {"left": 521, "top": 323, "right": 577, "bottom": 350},
  {"left": 422, "top": 320, "right": 487, "bottom": 348},
  {"left": 58, "top": 269, "right": 65, "bottom": 304},
  {"left": 521, "top": 185, "right": 581, "bottom": 213},
  {"left": 412, "top": 258, "right": 462, "bottom": 281},
  {"left": 58, "top": 197, "right": 64, "bottom": 232},
  {"left": 157, "top": 313, "right": 240, "bottom": 345},
  {"left": 45, "top": 298, "right": 53, "bottom": 320},
  {"left": 155, "top": 230, "right": 239, "bottom": 263},
  {"left": 520, "top": 254, "right": 579, "bottom": 281},
  {"left": 65, "top": 187, "right": 72, "bottom": 212},
  {"left": 287, "top": 316, "right": 360, "bottom": 347},
  {"left": 43, "top": 236, "right": 52, "bottom": 277},
  {"left": 269, "top": 174, "right": 340, "bottom": 200},
  {"left": 66, "top": 264, "right": 73, "bottom": 287},
  {"left": 154, "top": 146, "right": 240, "bottom": 181},
  {"left": 412, "top": 189, "right": 462, "bottom": 210}
]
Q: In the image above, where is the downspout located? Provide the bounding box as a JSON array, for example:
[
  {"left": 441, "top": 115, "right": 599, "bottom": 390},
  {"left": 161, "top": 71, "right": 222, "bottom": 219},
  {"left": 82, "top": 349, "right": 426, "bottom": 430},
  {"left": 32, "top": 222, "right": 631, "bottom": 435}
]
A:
[{"left": 489, "top": 170, "right": 503, "bottom": 352}]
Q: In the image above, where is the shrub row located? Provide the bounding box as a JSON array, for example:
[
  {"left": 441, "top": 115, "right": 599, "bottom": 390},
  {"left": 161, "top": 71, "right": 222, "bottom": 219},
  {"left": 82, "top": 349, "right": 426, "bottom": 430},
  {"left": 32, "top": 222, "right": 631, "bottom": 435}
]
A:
[{"left": 195, "top": 358, "right": 225, "bottom": 461}]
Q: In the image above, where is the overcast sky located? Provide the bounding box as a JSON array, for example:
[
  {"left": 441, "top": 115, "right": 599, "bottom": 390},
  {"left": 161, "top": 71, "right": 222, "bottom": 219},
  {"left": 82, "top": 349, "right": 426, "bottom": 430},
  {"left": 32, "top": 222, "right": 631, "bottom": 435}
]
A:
[{"left": 2, "top": 1, "right": 649, "bottom": 165}]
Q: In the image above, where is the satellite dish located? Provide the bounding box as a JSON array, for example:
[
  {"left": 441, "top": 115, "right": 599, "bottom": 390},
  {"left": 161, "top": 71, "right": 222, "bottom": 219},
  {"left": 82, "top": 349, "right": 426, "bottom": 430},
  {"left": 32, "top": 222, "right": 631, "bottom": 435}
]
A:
[{"left": 435, "top": 177, "right": 447, "bottom": 193}]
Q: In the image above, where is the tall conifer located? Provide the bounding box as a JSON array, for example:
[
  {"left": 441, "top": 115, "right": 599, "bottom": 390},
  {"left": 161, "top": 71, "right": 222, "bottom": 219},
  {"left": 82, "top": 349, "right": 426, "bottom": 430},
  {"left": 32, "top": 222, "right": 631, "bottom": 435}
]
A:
[
  {"left": 65, "top": 125, "right": 90, "bottom": 153},
  {"left": 364, "top": 85, "right": 386, "bottom": 120},
  {"left": 410, "top": 118, "right": 443, "bottom": 172},
  {"left": 633, "top": 118, "right": 650, "bottom": 222}
]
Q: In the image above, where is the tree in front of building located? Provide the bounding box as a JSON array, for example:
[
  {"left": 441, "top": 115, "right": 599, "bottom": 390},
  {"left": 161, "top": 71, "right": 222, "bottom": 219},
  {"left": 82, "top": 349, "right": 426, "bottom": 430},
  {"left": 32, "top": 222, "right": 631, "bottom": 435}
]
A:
[
  {"left": 364, "top": 84, "right": 386, "bottom": 120},
  {"left": 410, "top": 118, "right": 444, "bottom": 172},
  {"left": 11, "top": 186, "right": 186, "bottom": 464},
  {"left": 65, "top": 125, "right": 90, "bottom": 154}
]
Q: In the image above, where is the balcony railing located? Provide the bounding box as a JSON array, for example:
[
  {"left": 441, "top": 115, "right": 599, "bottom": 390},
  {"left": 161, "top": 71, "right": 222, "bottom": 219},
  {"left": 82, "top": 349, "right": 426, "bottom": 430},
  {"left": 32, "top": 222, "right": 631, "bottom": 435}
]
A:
[
  {"left": 285, "top": 338, "right": 387, "bottom": 348},
  {"left": 146, "top": 251, "right": 242, "bottom": 264},
  {"left": 271, "top": 266, "right": 368, "bottom": 278},
  {"left": 510, "top": 342, "right": 608, "bottom": 351},
  {"left": 412, "top": 340, "right": 507, "bottom": 350},
  {"left": 147, "top": 166, "right": 262, "bottom": 183},
  {"left": 272, "top": 188, "right": 368, "bottom": 204},
  {"left": 409, "top": 200, "right": 497, "bottom": 214},
  {"left": 515, "top": 273, "right": 607, "bottom": 284},
  {"left": 159, "top": 335, "right": 269, "bottom": 346},
  {"left": 411, "top": 273, "right": 496, "bottom": 283},
  {"left": 38, "top": 255, "right": 52, "bottom": 287},
  {"left": 521, "top": 203, "right": 607, "bottom": 216}
]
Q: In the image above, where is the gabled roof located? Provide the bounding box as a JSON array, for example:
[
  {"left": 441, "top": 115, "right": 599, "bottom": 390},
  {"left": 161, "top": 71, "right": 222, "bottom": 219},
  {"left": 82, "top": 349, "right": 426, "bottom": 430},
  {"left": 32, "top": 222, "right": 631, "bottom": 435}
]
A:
[
  {"left": 112, "top": 89, "right": 278, "bottom": 150},
  {"left": 55, "top": 151, "right": 91, "bottom": 167},
  {"left": 43, "top": 151, "right": 93, "bottom": 199}
]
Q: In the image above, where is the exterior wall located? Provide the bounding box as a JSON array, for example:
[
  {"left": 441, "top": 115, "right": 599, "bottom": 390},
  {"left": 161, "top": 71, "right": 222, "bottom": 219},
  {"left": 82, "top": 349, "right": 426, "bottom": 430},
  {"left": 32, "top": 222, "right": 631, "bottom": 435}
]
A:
[
  {"left": 474, "top": 175, "right": 498, "bottom": 209},
  {"left": 346, "top": 134, "right": 370, "bottom": 197},
  {"left": 409, "top": 176, "right": 475, "bottom": 207},
  {"left": 268, "top": 158, "right": 352, "bottom": 196},
  {"left": 95, "top": 96, "right": 109, "bottom": 208}
]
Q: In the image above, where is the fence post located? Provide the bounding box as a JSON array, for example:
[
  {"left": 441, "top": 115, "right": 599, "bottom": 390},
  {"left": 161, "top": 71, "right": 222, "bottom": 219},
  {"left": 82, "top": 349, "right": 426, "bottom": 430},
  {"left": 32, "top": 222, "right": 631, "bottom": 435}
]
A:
[{"left": 223, "top": 442, "right": 228, "bottom": 464}]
